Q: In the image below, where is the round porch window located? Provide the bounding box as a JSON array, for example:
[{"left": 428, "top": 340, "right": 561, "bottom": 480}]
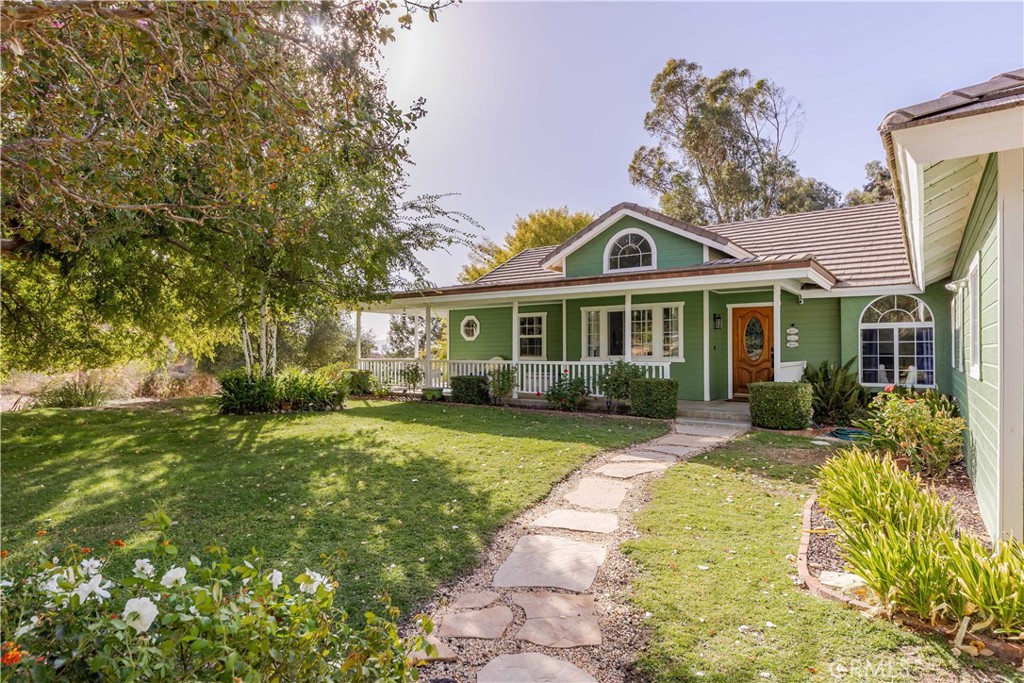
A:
[
  {"left": 460, "top": 315, "right": 480, "bottom": 341},
  {"left": 744, "top": 318, "right": 764, "bottom": 361}
]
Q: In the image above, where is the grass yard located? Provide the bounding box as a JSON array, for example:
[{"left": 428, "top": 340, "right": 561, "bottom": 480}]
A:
[
  {"left": 1, "top": 399, "right": 665, "bottom": 618},
  {"left": 622, "top": 431, "right": 1016, "bottom": 682}
]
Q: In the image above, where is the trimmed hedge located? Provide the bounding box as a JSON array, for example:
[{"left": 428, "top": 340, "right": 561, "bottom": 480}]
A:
[
  {"left": 629, "top": 378, "right": 678, "bottom": 419},
  {"left": 749, "top": 381, "right": 812, "bottom": 430},
  {"left": 450, "top": 375, "right": 489, "bottom": 405}
]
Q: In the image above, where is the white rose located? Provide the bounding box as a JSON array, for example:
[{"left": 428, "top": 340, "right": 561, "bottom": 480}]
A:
[
  {"left": 160, "top": 566, "right": 187, "bottom": 588},
  {"left": 133, "top": 559, "right": 155, "bottom": 579},
  {"left": 267, "top": 569, "right": 283, "bottom": 590},
  {"left": 123, "top": 596, "right": 159, "bottom": 634}
]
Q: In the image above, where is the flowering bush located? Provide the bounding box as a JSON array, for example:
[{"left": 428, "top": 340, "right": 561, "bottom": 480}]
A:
[
  {"left": 543, "top": 373, "right": 589, "bottom": 411},
  {"left": 0, "top": 511, "right": 431, "bottom": 682},
  {"left": 856, "top": 389, "right": 966, "bottom": 474}
]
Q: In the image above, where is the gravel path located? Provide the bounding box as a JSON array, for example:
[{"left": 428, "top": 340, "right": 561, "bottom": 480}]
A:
[{"left": 412, "top": 420, "right": 745, "bottom": 683}]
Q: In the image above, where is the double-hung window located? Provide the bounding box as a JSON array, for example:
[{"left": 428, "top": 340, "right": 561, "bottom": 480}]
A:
[
  {"left": 518, "top": 314, "right": 546, "bottom": 359},
  {"left": 580, "top": 304, "right": 684, "bottom": 361}
]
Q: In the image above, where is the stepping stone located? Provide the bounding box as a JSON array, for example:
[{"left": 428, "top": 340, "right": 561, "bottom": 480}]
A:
[
  {"left": 437, "top": 605, "right": 513, "bottom": 639},
  {"left": 450, "top": 590, "right": 499, "bottom": 610},
  {"left": 409, "top": 635, "right": 458, "bottom": 663},
  {"left": 477, "top": 653, "right": 597, "bottom": 683},
  {"left": 611, "top": 450, "right": 678, "bottom": 463},
  {"left": 492, "top": 535, "right": 607, "bottom": 592},
  {"left": 529, "top": 509, "right": 618, "bottom": 533},
  {"left": 674, "top": 421, "right": 745, "bottom": 438},
  {"left": 593, "top": 461, "right": 671, "bottom": 479},
  {"left": 819, "top": 571, "right": 866, "bottom": 595},
  {"left": 563, "top": 477, "right": 631, "bottom": 510},
  {"left": 644, "top": 444, "right": 704, "bottom": 458},
  {"left": 512, "top": 592, "right": 602, "bottom": 648},
  {"left": 655, "top": 432, "right": 720, "bottom": 447}
]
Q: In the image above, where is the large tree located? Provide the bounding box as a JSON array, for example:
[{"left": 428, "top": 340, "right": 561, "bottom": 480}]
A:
[
  {"left": 1, "top": 0, "right": 470, "bottom": 374},
  {"left": 844, "top": 160, "right": 895, "bottom": 206},
  {"left": 629, "top": 59, "right": 839, "bottom": 225},
  {"left": 384, "top": 314, "right": 445, "bottom": 358},
  {"left": 458, "top": 207, "right": 594, "bottom": 283}
]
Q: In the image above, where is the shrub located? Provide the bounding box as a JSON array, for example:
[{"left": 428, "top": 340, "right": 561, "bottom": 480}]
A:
[
  {"left": 136, "top": 371, "right": 220, "bottom": 399},
  {"left": 398, "top": 363, "right": 424, "bottom": 392},
  {"left": 35, "top": 374, "right": 111, "bottom": 408},
  {"left": 542, "top": 373, "right": 589, "bottom": 411},
  {"left": 317, "top": 367, "right": 380, "bottom": 397},
  {"left": 450, "top": 375, "right": 489, "bottom": 405},
  {"left": 801, "top": 357, "right": 870, "bottom": 426},
  {"left": 856, "top": 389, "right": 965, "bottom": 474},
  {"left": 277, "top": 369, "right": 348, "bottom": 411},
  {"left": 217, "top": 370, "right": 280, "bottom": 414},
  {"left": 599, "top": 361, "right": 646, "bottom": 409},
  {"left": 0, "top": 512, "right": 432, "bottom": 682},
  {"left": 886, "top": 385, "right": 961, "bottom": 417},
  {"left": 487, "top": 365, "right": 517, "bottom": 405},
  {"left": 818, "top": 447, "right": 1024, "bottom": 637},
  {"left": 748, "top": 381, "right": 812, "bottom": 430},
  {"left": 629, "top": 378, "right": 678, "bottom": 419}
]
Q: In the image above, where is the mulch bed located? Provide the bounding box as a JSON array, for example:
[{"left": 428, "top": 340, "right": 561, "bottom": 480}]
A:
[{"left": 807, "top": 461, "right": 991, "bottom": 579}]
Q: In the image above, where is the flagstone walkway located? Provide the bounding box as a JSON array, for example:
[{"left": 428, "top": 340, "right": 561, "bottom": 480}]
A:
[{"left": 414, "top": 418, "right": 746, "bottom": 682}]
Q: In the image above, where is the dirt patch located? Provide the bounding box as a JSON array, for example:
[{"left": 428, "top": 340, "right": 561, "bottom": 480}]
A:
[{"left": 926, "top": 462, "right": 991, "bottom": 544}]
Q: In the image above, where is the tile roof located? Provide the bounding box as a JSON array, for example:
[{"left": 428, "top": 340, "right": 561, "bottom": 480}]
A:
[
  {"left": 473, "top": 246, "right": 563, "bottom": 286},
  {"left": 879, "top": 69, "right": 1024, "bottom": 132},
  {"left": 707, "top": 202, "right": 911, "bottom": 287}
]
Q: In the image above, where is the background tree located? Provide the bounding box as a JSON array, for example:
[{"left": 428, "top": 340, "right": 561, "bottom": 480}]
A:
[
  {"left": 1, "top": 0, "right": 468, "bottom": 375},
  {"left": 385, "top": 314, "right": 446, "bottom": 358},
  {"left": 844, "top": 161, "right": 895, "bottom": 206},
  {"left": 629, "top": 59, "right": 839, "bottom": 225},
  {"left": 459, "top": 207, "right": 594, "bottom": 282}
]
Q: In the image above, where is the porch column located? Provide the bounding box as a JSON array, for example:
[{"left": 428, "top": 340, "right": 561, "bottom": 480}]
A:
[
  {"left": 355, "top": 309, "right": 362, "bottom": 368},
  {"left": 424, "top": 304, "right": 433, "bottom": 388},
  {"left": 561, "top": 299, "right": 567, "bottom": 362},
  {"left": 772, "top": 284, "right": 782, "bottom": 380},
  {"left": 411, "top": 311, "right": 420, "bottom": 359},
  {"left": 624, "top": 293, "right": 632, "bottom": 362},
  {"left": 512, "top": 300, "right": 519, "bottom": 398}
]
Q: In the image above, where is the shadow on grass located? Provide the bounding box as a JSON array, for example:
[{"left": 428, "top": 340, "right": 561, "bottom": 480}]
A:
[{"left": 692, "top": 430, "right": 839, "bottom": 485}]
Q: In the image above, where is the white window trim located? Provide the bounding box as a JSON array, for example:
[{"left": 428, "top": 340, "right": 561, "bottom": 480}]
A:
[
  {"left": 857, "top": 295, "right": 937, "bottom": 388},
  {"left": 950, "top": 295, "right": 961, "bottom": 371},
  {"left": 602, "top": 228, "right": 657, "bottom": 274},
  {"left": 968, "top": 251, "right": 981, "bottom": 380},
  {"left": 459, "top": 315, "right": 480, "bottom": 342},
  {"left": 579, "top": 303, "right": 685, "bottom": 362},
  {"left": 518, "top": 312, "right": 547, "bottom": 360}
]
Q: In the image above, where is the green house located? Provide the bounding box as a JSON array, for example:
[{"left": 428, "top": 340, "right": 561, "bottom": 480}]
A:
[{"left": 361, "top": 70, "right": 1023, "bottom": 542}]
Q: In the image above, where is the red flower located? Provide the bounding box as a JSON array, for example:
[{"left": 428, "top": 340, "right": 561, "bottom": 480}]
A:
[
  {"left": 0, "top": 550, "right": 7, "bottom": 559},
  {"left": 35, "top": 530, "right": 47, "bottom": 537},
  {"left": 1, "top": 643, "right": 23, "bottom": 666},
  {"left": 80, "top": 547, "right": 92, "bottom": 554},
  {"left": 535, "top": 391, "right": 541, "bottom": 397},
  {"left": 110, "top": 539, "right": 125, "bottom": 547},
  {"left": 884, "top": 385, "right": 895, "bottom": 393}
]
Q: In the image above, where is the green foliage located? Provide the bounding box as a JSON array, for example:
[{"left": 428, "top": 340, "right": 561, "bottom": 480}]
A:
[
  {"left": 856, "top": 390, "right": 965, "bottom": 474},
  {"left": 748, "top": 382, "right": 813, "bottom": 430},
  {"left": 487, "top": 365, "right": 518, "bottom": 404},
  {"left": 801, "top": 357, "right": 870, "bottom": 426},
  {"left": 450, "top": 375, "right": 490, "bottom": 405},
  {"left": 543, "top": 374, "right": 590, "bottom": 411},
  {"left": 459, "top": 207, "right": 595, "bottom": 283},
  {"left": 317, "top": 367, "right": 382, "bottom": 397},
  {"left": 629, "top": 59, "right": 838, "bottom": 225},
  {"left": 629, "top": 378, "right": 679, "bottom": 419},
  {"left": 215, "top": 370, "right": 347, "bottom": 414},
  {"left": 599, "top": 361, "right": 647, "bottom": 406},
  {"left": 398, "top": 362, "right": 424, "bottom": 391},
  {"left": 818, "top": 448, "right": 1024, "bottom": 638},
  {"left": 35, "top": 374, "right": 111, "bottom": 408},
  {"left": 0, "top": 513, "right": 431, "bottom": 682},
  {"left": 845, "top": 160, "right": 895, "bottom": 206}
]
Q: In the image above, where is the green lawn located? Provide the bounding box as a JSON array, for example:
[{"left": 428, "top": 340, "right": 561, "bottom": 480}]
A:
[
  {"left": 623, "top": 432, "right": 1015, "bottom": 682},
  {"left": 2, "top": 399, "right": 665, "bottom": 618}
]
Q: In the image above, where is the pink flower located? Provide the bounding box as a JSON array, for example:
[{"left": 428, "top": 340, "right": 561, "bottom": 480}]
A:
[{"left": 884, "top": 385, "right": 894, "bottom": 393}]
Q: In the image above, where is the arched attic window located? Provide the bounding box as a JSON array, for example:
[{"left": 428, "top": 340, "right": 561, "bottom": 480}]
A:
[
  {"left": 859, "top": 295, "right": 935, "bottom": 387},
  {"left": 605, "top": 230, "right": 655, "bottom": 272}
]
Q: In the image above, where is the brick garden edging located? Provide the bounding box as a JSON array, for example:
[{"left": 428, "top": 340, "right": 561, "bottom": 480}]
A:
[{"left": 797, "top": 495, "right": 1024, "bottom": 668}]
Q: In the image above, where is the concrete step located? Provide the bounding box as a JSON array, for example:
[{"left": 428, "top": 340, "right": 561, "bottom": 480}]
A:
[{"left": 676, "top": 408, "right": 750, "bottom": 422}]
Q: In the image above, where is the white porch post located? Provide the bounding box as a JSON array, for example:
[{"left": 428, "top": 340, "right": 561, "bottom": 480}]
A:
[
  {"left": 424, "top": 304, "right": 433, "bottom": 389},
  {"left": 702, "top": 291, "right": 710, "bottom": 401},
  {"left": 561, "top": 299, "right": 567, "bottom": 362},
  {"left": 512, "top": 300, "right": 520, "bottom": 398},
  {"left": 355, "top": 309, "right": 362, "bottom": 368},
  {"left": 411, "top": 311, "right": 420, "bottom": 359},
  {"left": 773, "top": 284, "right": 782, "bottom": 380},
  {"left": 624, "top": 293, "right": 632, "bottom": 362}
]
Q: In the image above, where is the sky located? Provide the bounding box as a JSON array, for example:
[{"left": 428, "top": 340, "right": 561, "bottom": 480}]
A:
[{"left": 362, "top": 1, "right": 1024, "bottom": 342}]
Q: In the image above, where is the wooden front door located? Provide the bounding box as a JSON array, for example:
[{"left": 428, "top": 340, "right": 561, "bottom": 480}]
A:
[{"left": 732, "top": 306, "right": 774, "bottom": 396}]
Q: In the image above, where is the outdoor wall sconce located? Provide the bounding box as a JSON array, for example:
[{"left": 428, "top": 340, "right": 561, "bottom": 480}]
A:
[{"left": 713, "top": 313, "right": 723, "bottom": 330}]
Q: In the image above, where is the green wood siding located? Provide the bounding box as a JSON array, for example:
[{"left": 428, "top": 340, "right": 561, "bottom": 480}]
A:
[
  {"left": 780, "top": 292, "right": 841, "bottom": 367},
  {"left": 950, "top": 154, "right": 1000, "bottom": 537},
  {"left": 564, "top": 216, "right": 705, "bottom": 277},
  {"left": 449, "top": 304, "right": 564, "bottom": 361}
]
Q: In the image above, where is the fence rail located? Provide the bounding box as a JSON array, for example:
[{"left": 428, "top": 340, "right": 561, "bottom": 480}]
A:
[{"left": 357, "top": 359, "right": 671, "bottom": 398}]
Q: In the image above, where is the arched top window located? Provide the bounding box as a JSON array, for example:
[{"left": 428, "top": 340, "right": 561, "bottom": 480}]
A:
[
  {"left": 605, "top": 229, "right": 655, "bottom": 272},
  {"left": 860, "top": 295, "right": 934, "bottom": 325},
  {"left": 859, "top": 295, "right": 935, "bottom": 388}
]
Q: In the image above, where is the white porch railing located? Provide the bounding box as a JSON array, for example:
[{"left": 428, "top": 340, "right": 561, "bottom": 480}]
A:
[{"left": 357, "top": 359, "right": 671, "bottom": 398}]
